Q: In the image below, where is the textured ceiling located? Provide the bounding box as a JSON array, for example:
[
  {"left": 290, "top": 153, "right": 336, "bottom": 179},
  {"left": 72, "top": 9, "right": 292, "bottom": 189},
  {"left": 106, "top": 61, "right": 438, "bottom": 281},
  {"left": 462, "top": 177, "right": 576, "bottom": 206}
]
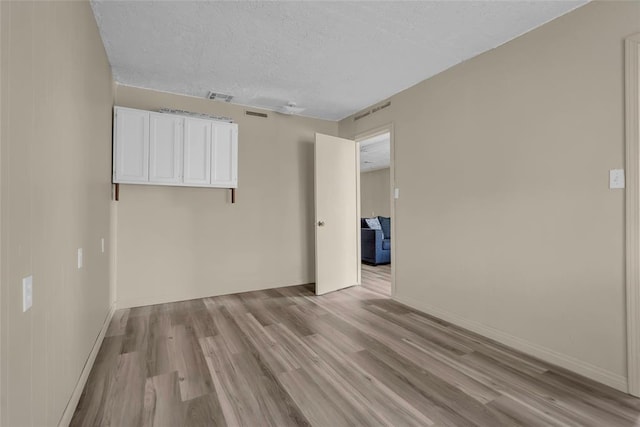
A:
[
  {"left": 361, "top": 133, "right": 390, "bottom": 172},
  {"left": 91, "top": 0, "right": 587, "bottom": 121}
]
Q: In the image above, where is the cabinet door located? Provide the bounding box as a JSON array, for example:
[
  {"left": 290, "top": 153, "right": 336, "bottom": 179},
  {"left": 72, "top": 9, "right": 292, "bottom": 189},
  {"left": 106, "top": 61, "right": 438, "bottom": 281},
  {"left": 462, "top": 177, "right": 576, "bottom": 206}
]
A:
[
  {"left": 114, "top": 107, "right": 149, "bottom": 183},
  {"left": 211, "top": 123, "right": 238, "bottom": 188},
  {"left": 183, "top": 118, "right": 211, "bottom": 185},
  {"left": 150, "top": 113, "right": 183, "bottom": 184}
]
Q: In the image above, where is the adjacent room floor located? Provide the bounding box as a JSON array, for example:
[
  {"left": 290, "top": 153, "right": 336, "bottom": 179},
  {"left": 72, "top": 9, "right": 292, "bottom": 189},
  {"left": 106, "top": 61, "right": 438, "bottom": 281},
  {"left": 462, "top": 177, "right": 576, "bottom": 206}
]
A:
[
  {"left": 71, "top": 282, "right": 640, "bottom": 426},
  {"left": 361, "top": 262, "right": 391, "bottom": 297}
]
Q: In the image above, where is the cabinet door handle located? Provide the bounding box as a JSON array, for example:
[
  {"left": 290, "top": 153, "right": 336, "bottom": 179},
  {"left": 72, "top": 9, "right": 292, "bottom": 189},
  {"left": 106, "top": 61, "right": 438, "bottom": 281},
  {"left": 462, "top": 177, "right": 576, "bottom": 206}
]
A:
[{"left": 318, "top": 221, "right": 325, "bottom": 227}]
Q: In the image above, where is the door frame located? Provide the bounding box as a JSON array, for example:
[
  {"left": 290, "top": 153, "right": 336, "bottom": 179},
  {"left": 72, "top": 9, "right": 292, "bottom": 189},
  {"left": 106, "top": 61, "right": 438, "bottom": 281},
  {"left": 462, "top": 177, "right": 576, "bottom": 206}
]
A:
[
  {"left": 355, "top": 123, "right": 396, "bottom": 297},
  {"left": 626, "top": 33, "right": 640, "bottom": 397}
]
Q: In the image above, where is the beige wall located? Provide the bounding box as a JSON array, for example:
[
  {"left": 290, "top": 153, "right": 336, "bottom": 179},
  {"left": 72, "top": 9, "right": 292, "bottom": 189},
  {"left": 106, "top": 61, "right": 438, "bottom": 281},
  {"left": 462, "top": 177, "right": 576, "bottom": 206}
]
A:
[
  {"left": 361, "top": 168, "right": 391, "bottom": 218},
  {"left": 0, "top": 1, "right": 114, "bottom": 426},
  {"left": 340, "top": 1, "right": 639, "bottom": 390},
  {"left": 114, "top": 85, "right": 337, "bottom": 308}
]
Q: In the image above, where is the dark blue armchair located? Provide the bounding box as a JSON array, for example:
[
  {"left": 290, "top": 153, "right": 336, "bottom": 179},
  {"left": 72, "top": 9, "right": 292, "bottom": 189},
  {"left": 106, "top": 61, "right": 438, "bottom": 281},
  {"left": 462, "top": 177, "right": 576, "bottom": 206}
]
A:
[{"left": 361, "top": 216, "right": 391, "bottom": 265}]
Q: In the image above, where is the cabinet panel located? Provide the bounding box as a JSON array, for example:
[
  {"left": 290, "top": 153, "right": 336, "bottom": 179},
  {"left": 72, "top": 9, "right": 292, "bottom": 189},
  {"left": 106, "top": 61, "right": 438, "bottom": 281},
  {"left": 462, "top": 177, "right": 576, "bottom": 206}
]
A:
[
  {"left": 150, "top": 113, "right": 183, "bottom": 183},
  {"left": 211, "top": 123, "right": 238, "bottom": 188},
  {"left": 114, "top": 108, "right": 149, "bottom": 182},
  {"left": 183, "top": 118, "right": 211, "bottom": 185},
  {"left": 113, "top": 107, "right": 238, "bottom": 189}
]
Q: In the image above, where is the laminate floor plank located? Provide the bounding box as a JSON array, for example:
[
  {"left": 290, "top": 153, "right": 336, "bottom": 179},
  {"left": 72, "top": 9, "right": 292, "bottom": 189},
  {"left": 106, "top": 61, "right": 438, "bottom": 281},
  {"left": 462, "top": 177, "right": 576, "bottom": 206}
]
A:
[
  {"left": 142, "top": 371, "right": 186, "bottom": 427},
  {"left": 105, "top": 308, "right": 130, "bottom": 337},
  {"left": 200, "top": 334, "right": 308, "bottom": 427},
  {"left": 539, "top": 370, "right": 640, "bottom": 418},
  {"left": 406, "top": 311, "right": 550, "bottom": 376},
  {"left": 271, "top": 305, "right": 316, "bottom": 337},
  {"left": 144, "top": 310, "right": 173, "bottom": 378},
  {"left": 122, "top": 314, "right": 151, "bottom": 354},
  {"left": 361, "top": 337, "right": 516, "bottom": 427},
  {"left": 232, "top": 312, "right": 300, "bottom": 374},
  {"left": 232, "top": 351, "right": 310, "bottom": 426},
  {"left": 263, "top": 322, "right": 321, "bottom": 368},
  {"left": 486, "top": 394, "right": 563, "bottom": 427},
  {"left": 236, "top": 296, "right": 281, "bottom": 327},
  {"left": 199, "top": 335, "right": 258, "bottom": 426},
  {"left": 277, "top": 367, "right": 361, "bottom": 427},
  {"left": 543, "top": 367, "right": 640, "bottom": 411},
  {"left": 459, "top": 352, "right": 605, "bottom": 427},
  {"left": 307, "top": 313, "right": 365, "bottom": 354},
  {"left": 323, "top": 302, "right": 498, "bottom": 405},
  {"left": 361, "top": 263, "right": 391, "bottom": 297},
  {"left": 364, "top": 303, "right": 475, "bottom": 355},
  {"left": 348, "top": 350, "right": 460, "bottom": 427},
  {"left": 304, "top": 333, "right": 435, "bottom": 427},
  {"left": 70, "top": 336, "right": 124, "bottom": 427},
  {"left": 337, "top": 300, "right": 475, "bottom": 361},
  {"left": 182, "top": 393, "right": 227, "bottom": 427},
  {"left": 72, "top": 280, "right": 640, "bottom": 426},
  {"left": 320, "top": 300, "right": 494, "bottom": 401},
  {"left": 168, "top": 324, "right": 215, "bottom": 401},
  {"left": 102, "top": 352, "right": 147, "bottom": 427},
  {"left": 186, "top": 307, "right": 218, "bottom": 339}
]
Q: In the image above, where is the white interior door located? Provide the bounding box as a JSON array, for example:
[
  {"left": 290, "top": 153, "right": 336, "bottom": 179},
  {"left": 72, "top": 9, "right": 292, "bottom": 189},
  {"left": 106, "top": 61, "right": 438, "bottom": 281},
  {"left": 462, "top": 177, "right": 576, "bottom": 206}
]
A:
[{"left": 315, "top": 133, "right": 360, "bottom": 295}]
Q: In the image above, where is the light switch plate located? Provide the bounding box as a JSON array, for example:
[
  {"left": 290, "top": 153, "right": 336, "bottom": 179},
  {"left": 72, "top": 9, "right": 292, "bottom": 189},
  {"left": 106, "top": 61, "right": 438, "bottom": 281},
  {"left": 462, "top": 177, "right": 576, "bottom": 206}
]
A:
[
  {"left": 77, "top": 248, "right": 83, "bottom": 269},
  {"left": 610, "top": 169, "right": 625, "bottom": 189},
  {"left": 394, "top": 188, "right": 400, "bottom": 199},
  {"left": 101, "top": 238, "right": 105, "bottom": 253},
  {"left": 22, "top": 275, "right": 32, "bottom": 312}
]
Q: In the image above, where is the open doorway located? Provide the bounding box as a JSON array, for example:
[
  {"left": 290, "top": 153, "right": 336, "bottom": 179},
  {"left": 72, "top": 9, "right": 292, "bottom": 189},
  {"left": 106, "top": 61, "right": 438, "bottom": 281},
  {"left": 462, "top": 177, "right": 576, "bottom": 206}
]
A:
[{"left": 358, "top": 131, "right": 392, "bottom": 296}]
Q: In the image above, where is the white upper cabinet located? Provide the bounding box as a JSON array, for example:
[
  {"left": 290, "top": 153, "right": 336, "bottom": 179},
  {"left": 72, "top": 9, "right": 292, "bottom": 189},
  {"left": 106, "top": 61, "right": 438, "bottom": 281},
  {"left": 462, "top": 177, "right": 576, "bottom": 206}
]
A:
[
  {"left": 183, "top": 117, "right": 212, "bottom": 185},
  {"left": 149, "top": 113, "right": 183, "bottom": 184},
  {"left": 114, "top": 107, "right": 149, "bottom": 183},
  {"left": 211, "top": 123, "right": 238, "bottom": 188},
  {"left": 113, "top": 107, "right": 238, "bottom": 188}
]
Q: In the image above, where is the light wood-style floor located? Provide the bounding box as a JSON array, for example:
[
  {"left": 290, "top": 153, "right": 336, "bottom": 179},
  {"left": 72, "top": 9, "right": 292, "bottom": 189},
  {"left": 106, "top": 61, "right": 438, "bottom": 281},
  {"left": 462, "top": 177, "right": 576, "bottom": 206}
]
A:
[
  {"left": 361, "top": 263, "right": 391, "bottom": 296},
  {"left": 72, "top": 277, "right": 640, "bottom": 426}
]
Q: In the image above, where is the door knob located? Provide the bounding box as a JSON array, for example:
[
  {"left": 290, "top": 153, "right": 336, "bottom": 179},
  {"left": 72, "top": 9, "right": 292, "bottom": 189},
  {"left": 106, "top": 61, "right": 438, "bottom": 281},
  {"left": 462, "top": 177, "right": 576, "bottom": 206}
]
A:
[{"left": 318, "top": 221, "right": 325, "bottom": 227}]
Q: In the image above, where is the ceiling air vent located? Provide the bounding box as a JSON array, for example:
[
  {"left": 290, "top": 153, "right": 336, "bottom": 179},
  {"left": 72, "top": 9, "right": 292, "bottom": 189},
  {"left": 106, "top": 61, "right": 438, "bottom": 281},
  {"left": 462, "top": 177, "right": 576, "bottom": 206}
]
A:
[
  {"left": 278, "top": 102, "right": 305, "bottom": 115},
  {"left": 371, "top": 101, "right": 391, "bottom": 114},
  {"left": 206, "top": 91, "right": 234, "bottom": 103},
  {"left": 246, "top": 110, "right": 268, "bottom": 118},
  {"left": 354, "top": 111, "right": 371, "bottom": 122},
  {"left": 354, "top": 100, "right": 391, "bottom": 122}
]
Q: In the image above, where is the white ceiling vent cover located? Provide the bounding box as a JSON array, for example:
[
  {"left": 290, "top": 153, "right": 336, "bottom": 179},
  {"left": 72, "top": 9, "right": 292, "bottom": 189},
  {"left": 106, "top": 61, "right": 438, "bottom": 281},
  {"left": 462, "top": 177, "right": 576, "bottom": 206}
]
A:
[
  {"left": 207, "top": 91, "right": 234, "bottom": 103},
  {"left": 278, "top": 102, "right": 306, "bottom": 115}
]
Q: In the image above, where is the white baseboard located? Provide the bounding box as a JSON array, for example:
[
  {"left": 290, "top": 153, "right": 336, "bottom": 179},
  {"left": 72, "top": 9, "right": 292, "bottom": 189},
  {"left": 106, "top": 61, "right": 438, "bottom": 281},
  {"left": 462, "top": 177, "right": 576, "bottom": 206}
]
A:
[
  {"left": 393, "top": 295, "right": 628, "bottom": 393},
  {"left": 58, "top": 303, "right": 117, "bottom": 427}
]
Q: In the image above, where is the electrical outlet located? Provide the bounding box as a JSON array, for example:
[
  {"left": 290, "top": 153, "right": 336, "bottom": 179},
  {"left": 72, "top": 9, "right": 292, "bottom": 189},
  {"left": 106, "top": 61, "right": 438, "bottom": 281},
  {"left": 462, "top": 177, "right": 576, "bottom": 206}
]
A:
[
  {"left": 610, "top": 169, "right": 625, "bottom": 189},
  {"left": 22, "top": 276, "right": 32, "bottom": 312},
  {"left": 77, "top": 248, "right": 83, "bottom": 269}
]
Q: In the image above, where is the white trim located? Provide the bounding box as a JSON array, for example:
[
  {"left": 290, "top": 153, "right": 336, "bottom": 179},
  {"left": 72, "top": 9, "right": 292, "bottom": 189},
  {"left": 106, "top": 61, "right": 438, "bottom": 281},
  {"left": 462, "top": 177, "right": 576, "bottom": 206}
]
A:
[
  {"left": 389, "top": 125, "right": 396, "bottom": 298},
  {"left": 354, "top": 123, "right": 396, "bottom": 297},
  {"left": 355, "top": 141, "right": 362, "bottom": 286},
  {"left": 626, "top": 33, "right": 640, "bottom": 397},
  {"left": 394, "top": 295, "right": 628, "bottom": 393},
  {"left": 58, "top": 304, "right": 116, "bottom": 427},
  {"left": 0, "top": 3, "right": 4, "bottom": 425}
]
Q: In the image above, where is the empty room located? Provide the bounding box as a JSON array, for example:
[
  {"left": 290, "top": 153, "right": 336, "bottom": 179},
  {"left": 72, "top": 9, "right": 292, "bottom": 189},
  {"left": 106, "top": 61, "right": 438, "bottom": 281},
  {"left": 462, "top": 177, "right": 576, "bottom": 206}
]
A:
[{"left": 2, "top": 0, "right": 640, "bottom": 426}]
